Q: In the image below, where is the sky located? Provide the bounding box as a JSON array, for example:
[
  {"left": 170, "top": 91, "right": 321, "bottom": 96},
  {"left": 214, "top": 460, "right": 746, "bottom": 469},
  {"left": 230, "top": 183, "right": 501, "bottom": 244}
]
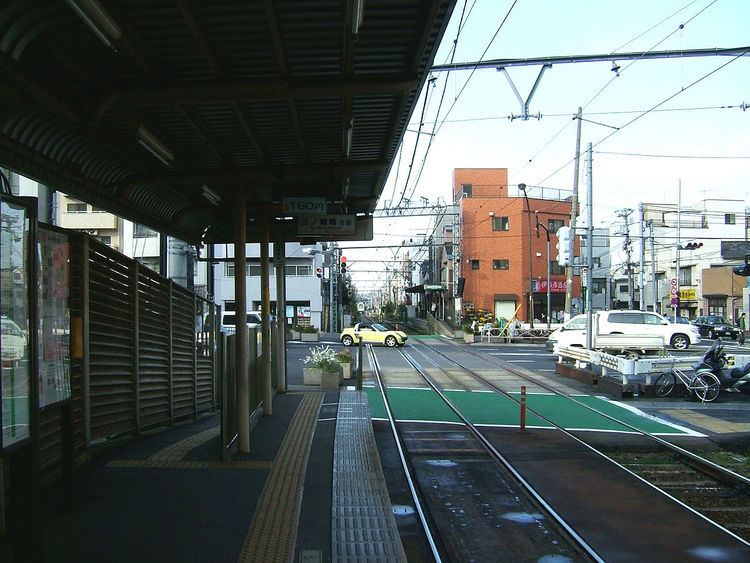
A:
[{"left": 346, "top": 0, "right": 750, "bottom": 292}]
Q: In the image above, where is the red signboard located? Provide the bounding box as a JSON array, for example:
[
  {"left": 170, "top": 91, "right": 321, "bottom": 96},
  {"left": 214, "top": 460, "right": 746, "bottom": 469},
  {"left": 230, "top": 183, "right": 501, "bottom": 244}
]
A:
[{"left": 534, "top": 279, "right": 567, "bottom": 293}]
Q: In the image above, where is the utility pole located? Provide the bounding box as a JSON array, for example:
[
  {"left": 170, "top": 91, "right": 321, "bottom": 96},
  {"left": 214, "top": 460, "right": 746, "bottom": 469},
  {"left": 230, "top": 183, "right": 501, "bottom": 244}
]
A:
[
  {"left": 565, "top": 107, "right": 582, "bottom": 321},
  {"left": 649, "top": 220, "right": 658, "bottom": 313},
  {"left": 617, "top": 208, "right": 635, "bottom": 310},
  {"left": 675, "top": 180, "right": 682, "bottom": 321},
  {"left": 585, "top": 143, "right": 594, "bottom": 349},
  {"left": 639, "top": 203, "right": 645, "bottom": 311}
]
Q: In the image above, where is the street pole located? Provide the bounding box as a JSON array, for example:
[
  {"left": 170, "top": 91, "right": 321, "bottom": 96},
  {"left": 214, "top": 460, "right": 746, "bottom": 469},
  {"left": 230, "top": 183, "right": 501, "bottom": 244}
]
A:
[
  {"left": 328, "top": 246, "right": 334, "bottom": 333},
  {"left": 639, "top": 203, "right": 645, "bottom": 311},
  {"left": 675, "top": 180, "right": 681, "bottom": 321},
  {"left": 585, "top": 143, "right": 594, "bottom": 350},
  {"left": 519, "top": 183, "right": 534, "bottom": 328},
  {"left": 536, "top": 211, "right": 551, "bottom": 330},
  {"left": 649, "top": 220, "right": 658, "bottom": 313},
  {"left": 565, "top": 107, "right": 582, "bottom": 321}
]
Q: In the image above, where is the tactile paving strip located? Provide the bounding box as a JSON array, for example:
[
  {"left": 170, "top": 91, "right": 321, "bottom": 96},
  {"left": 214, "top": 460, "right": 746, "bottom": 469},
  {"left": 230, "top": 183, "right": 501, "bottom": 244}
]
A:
[
  {"left": 332, "top": 391, "right": 407, "bottom": 562},
  {"left": 238, "top": 392, "right": 323, "bottom": 563}
]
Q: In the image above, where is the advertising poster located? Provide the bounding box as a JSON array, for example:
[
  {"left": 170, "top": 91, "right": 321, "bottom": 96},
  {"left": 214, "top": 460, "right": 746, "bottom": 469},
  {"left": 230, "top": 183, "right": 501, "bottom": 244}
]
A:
[{"left": 38, "top": 228, "right": 72, "bottom": 408}]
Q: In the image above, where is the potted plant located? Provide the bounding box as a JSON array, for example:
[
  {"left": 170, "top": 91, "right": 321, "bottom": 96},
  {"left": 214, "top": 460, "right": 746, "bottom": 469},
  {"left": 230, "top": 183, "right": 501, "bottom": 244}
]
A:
[
  {"left": 336, "top": 349, "right": 353, "bottom": 380},
  {"left": 299, "top": 325, "right": 319, "bottom": 342},
  {"left": 302, "top": 345, "right": 340, "bottom": 388}
]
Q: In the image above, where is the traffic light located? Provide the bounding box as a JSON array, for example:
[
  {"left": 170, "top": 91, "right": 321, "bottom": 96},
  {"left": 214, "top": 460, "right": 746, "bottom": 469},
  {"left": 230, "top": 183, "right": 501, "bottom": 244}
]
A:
[
  {"left": 682, "top": 242, "right": 703, "bottom": 250},
  {"left": 316, "top": 267, "right": 322, "bottom": 278},
  {"left": 339, "top": 255, "right": 347, "bottom": 274},
  {"left": 556, "top": 226, "right": 572, "bottom": 266}
]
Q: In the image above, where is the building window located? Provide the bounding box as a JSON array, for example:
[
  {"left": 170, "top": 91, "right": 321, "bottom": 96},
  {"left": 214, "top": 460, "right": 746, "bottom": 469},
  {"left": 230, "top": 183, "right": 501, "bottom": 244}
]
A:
[
  {"left": 492, "top": 259, "right": 509, "bottom": 270},
  {"left": 548, "top": 219, "right": 565, "bottom": 233},
  {"left": 134, "top": 224, "right": 157, "bottom": 238},
  {"left": 678, "top": 266, "right": 691, "bottom": 286},
  {"left": 461, "top": 184, "right": 472, "bottom": 197},
  {"left": 592, "top": 279, "right": 607, "bottom": 293},
  {"left": 225, "top": 262, "right": 235, "bottom": 277},
  {"left": 491, "top": 216, "right": 509, "bottom": 231},
  {"left": 550, "top": 262, "right": 565, "bottom": 275},
  {"left": 707, "top": 298, "right": 726, "bottom": 317},
  {"left": 285, "top": 265, "right": 313, "bottom": 277},
  {"left": 91, "top": 207, "right": 108, "bottom": 213},
  {"left": 618, "top": 284, "right": 628, "bottom": 293},
  {"left": 95, "top": 235, "right": 112, "bottom": 246},
  {"left": 66, "top": 202, "right": 87, "bottom": 213},
  {"left": 471, "top": 259, "right": 480, "bottom": 270},
  {"left": 592, "top": 256, "right": 601, "bottom": 267},
  {"left": 725, "top": 213, "right": 736, "bottom": 225}
]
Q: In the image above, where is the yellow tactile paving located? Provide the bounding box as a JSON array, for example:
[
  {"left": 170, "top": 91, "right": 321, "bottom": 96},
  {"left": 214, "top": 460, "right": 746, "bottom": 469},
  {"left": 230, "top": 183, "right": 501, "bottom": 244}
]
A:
[
  {"left": 661, "top": 409, "right": 750, "bottom": 433},
  {"left": 238, "top": 392, "right": 323, "bottom": 563},
  {"left": 107, "top": 459, "right": 272, "bottom": 470},
  {"left": 147, "top": 427, "right": 220, "bottom": 461}
]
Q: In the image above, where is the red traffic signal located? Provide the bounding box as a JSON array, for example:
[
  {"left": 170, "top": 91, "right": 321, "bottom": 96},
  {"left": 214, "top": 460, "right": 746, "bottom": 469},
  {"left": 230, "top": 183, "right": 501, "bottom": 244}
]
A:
[
  {"left": 316, "top": 267, "right": 322, "bottom": 278},
  {"left": 340, "top": 256, "right": 347, "bottom": 263}
]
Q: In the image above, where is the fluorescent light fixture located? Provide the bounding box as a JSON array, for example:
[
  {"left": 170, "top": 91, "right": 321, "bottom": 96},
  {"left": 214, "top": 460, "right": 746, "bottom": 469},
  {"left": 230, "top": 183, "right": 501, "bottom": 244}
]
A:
[
  {"left": 201, "top": 184, "right": 221, "bottom": 206},
  {"left": 137, "top": 126, "right": 174, "bottom": 166},
  {"left": 351, "top": 0, "right": 364, "bottom": 37},
  {"left": 65, "top": 0, "right": 122, "bottom": 49}
]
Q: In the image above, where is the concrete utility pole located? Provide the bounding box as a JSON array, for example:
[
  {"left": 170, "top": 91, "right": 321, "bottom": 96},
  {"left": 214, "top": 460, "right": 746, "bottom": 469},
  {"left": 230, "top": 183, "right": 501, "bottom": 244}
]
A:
[
  {"left": 649, "top": 220, "right": 658, "bottom": 313},
  {"left": 565, "top": 107, "right": 582, "bottom": 321},
  {"left": 639, "top": 203, "right": 645, "bottom": 311},
  {"left": 675, "top": 180, "right": 682, "bottom": 321},
  {"left": 585, "top": 143, "right": 594, "bottom": 349},
  {"left": 617, "top": 208, "right": 635, "bottom": 310}
]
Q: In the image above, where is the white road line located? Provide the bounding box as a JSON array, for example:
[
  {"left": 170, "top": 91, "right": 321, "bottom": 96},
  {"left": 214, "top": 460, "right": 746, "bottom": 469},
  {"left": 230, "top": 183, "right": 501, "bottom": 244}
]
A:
[
  {"left": 507, "top": 359, "right": 533, "bottom": 363},
  {"left": 488, "top": 352, "right": 554, "bottom": 356}
]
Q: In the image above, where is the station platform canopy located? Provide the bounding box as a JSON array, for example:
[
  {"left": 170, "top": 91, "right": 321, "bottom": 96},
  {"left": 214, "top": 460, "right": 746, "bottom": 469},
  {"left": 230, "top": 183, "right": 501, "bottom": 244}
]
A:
[{"left": 0, "top": 0, "right": 456, "bottom": 244}]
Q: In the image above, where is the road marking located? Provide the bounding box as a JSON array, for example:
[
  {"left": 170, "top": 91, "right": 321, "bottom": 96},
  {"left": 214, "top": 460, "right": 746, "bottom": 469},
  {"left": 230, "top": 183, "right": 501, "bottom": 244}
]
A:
[
  {"left": 488, "top": 352, "right": 554, "bottom": 356},
  {"left": 507, "top": 359, "right": 533, "bottom": 363}
]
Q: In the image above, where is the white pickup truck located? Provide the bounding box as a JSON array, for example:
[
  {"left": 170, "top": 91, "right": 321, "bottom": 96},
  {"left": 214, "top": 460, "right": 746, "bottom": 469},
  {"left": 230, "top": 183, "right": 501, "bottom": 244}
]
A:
[{"left": 547, "top": 313, "right": 666, "bottom": 356}]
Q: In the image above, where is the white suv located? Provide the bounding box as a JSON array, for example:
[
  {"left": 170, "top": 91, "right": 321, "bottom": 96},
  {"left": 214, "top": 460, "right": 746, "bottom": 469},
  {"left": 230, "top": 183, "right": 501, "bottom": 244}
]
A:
[{"left": 597, "top": 310, "right": 700, "bottom": 350}]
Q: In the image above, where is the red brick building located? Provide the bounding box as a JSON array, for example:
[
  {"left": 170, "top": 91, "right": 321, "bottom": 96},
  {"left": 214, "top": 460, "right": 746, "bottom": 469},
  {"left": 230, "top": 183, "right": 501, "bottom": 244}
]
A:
[{"left": 454, "top": 168, "right": 580, "bottom": 324}]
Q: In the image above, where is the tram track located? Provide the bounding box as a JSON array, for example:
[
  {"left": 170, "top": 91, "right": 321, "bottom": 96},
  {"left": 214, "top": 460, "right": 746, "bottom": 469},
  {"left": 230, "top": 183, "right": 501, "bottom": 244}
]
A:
[
  {"left": 368, "top": 344, "right": 599, "bottom": 562},
  {"left": 403, "top": 338, "right": 750, "bottom": 548}
]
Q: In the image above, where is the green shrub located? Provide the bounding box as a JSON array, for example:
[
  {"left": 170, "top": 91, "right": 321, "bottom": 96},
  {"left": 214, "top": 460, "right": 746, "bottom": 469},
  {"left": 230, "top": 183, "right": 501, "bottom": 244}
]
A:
[{"left": 298, "top": 325, "right": 319, "bottom": 334}]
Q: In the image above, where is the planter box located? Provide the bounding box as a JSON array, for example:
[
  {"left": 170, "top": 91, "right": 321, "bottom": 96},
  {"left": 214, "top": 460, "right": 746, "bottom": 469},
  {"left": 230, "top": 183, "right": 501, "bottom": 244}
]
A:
[
  {"left": 291, "top": 330, "right": 300, "bottom": 341},
  {"left": 300, "top": 332, "right": 319, "bottom": 342},
  {"left": 303, "top": 367, "right": 322, "bottom": 385},
  {"left": 463, "top": 333, "right": 477, "bottom": 344},
  {"left": 340, "top": 362, "right": 352, "bottom": 380},
  {"left": 321, "top": 369, "right": 340, "bottom": 390}
]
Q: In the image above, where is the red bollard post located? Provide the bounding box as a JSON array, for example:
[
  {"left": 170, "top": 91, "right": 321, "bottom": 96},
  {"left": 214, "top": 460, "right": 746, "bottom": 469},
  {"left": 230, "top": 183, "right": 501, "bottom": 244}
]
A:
[{"left": 520, "top": 385, "right": 526, "bottom": 432}]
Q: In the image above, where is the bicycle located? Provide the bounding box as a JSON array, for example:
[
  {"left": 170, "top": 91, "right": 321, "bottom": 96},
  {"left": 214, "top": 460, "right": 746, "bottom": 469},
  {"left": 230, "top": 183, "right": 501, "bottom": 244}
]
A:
[{"left": 653, "top": 367, "right": 721, "bottom": 402}]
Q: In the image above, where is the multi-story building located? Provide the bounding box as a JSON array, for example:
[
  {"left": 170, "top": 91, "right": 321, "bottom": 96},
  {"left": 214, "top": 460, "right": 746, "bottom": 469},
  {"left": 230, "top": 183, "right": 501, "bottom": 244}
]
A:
[
  {"left": 641, "top": 199, "right": 749, "bottom": 320},
  {"left": 211, "top": 242, "right": 326, "bottom": 331},
  {"left": 453, "top": 168, "right": 580, "bottom": 325}
]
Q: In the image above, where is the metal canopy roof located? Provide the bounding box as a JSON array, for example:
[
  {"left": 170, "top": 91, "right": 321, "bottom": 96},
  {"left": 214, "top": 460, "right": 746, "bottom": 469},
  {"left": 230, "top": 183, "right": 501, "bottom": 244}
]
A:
[{"left": 0, "top": 0, "right": 455, "bottom": 243}]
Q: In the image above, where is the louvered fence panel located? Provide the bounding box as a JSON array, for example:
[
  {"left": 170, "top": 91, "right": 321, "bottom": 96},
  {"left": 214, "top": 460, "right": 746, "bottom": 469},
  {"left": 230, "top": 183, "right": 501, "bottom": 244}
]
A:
[
  {"left": 138, "top": 268, "right": 171, "bottom": 429},
  {"left": 196, "top": 299, "right": 216, "bottom": 413},
  {"left": 88, "top": 241, "right": 136, "bottom": 440},
  {"left": 171, "top": 286, "right": 196, "bottom": 421}
]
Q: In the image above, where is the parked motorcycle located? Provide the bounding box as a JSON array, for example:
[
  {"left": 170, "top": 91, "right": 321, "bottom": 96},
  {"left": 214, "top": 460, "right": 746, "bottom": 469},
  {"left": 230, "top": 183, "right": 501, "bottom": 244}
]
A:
[{"left": 694, "top": 339, "right": 750, "bottom": 395}]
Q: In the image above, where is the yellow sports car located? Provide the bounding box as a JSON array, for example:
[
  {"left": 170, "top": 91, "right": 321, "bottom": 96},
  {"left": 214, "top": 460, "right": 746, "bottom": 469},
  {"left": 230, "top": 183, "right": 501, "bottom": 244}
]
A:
[{"left": 340, "top": 322, "right": 408, "bottom": 347}]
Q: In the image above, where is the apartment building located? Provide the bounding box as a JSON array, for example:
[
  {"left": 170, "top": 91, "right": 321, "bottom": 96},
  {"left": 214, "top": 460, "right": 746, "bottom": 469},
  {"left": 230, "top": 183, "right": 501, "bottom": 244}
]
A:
[{"left": 453, "top": 168, "right": 581, "bottom": 324}]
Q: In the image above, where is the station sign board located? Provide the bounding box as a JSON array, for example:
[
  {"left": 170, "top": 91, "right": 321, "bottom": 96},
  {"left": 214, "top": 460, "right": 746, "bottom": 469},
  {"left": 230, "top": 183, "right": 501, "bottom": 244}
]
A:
[
  {"left": 282, "top": 197, "right": 327, "bottom": 215},
  {"left": 298, "top": 215, "right": 356, "bottom": 236}
]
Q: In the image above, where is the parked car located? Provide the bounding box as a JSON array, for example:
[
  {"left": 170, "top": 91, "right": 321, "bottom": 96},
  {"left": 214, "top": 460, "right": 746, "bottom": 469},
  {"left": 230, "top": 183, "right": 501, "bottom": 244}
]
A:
[
  {"left": 340, "top": 322, "right": 408, "bottom": 347},
  {"left": 667, "top": 316, "right": 692, "bottom": 325},
  {"left": 218, "top": 311, "right": 263, "bottom": 334},
  {"left": 546, "top": 314, "right": 587, "bottom": 351},
  {"left": 597, "top": 310, "right": 700, "bottom": 350},
  {"left": 693, "top": 315, "right": 741, "bottom": 340},
  {"left": 1, "top": 317, "right": 27, "bottom": 365}
]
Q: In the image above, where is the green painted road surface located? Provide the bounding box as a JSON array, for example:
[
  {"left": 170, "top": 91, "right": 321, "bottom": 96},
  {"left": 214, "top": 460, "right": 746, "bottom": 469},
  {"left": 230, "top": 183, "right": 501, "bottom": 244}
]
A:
[{"left": 365, "top": 387, "right": 693, "bottom": 436}]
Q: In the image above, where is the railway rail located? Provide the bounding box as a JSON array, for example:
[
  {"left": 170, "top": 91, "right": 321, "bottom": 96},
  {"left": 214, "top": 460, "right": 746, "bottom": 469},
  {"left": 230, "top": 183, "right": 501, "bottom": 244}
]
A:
[
  {"left": 366, "top": 337, "right": 750, "bottom": 561},
  {"left": 409, "top": 338, "right": 750, "bottom": 543}
]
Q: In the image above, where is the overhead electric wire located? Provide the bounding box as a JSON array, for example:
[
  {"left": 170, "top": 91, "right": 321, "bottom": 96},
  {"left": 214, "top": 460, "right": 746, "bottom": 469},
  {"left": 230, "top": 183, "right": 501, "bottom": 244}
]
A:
[
  {"left": 596, "top": 150, "right": 750, "bottom": 160},
  {"left": 511, "top": 0, "right": 720, "bottom": 183},
  {"left": 535, "top": 47, "right": 749, "bottom": 187}
]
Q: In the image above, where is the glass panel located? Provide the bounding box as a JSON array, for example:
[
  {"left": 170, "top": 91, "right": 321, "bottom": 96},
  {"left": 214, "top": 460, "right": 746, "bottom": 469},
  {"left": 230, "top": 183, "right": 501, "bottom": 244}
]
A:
[
  {"left": 38, "top": 228, "right": 72, "bottom": 407},
  {"left": 1, "top": 200, "right": 32, "bottom": 449}
]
